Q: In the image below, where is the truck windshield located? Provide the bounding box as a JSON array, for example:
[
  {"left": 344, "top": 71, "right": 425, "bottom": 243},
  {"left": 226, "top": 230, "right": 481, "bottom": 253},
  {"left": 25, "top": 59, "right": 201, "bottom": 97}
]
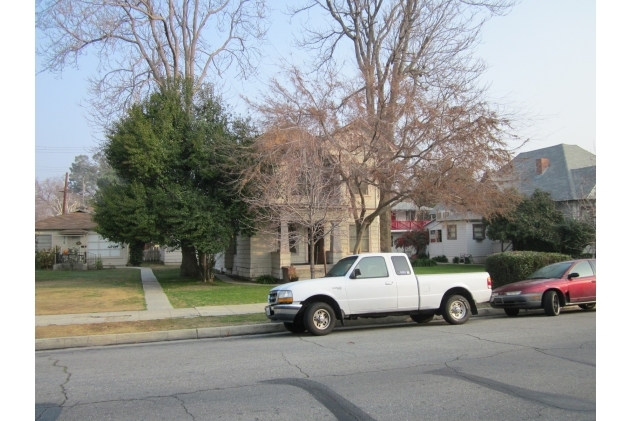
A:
[{"left": 325, "top": 256, "right": 358, "bottom": 277}]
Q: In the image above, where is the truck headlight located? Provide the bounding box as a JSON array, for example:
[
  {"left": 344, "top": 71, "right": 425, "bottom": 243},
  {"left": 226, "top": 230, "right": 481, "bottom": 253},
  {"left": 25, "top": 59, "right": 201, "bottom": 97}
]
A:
[{"left": 277, "top": 290, "right": 293, "bottom": 304}]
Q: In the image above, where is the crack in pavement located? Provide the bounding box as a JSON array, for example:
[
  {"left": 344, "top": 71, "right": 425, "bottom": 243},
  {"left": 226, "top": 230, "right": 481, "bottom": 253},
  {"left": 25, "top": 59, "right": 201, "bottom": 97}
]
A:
[
  {"left": 172, "top": 395, "right": 196, "bottom": 420},
  {"left": 298, "top": 336, "right": 358, "bottom": 356},
  {"left": 37, "top": 357, "right": 71, "bottom": 421},
  {"left": 282, "top": 352, "right": 310, "bottom": 378}
]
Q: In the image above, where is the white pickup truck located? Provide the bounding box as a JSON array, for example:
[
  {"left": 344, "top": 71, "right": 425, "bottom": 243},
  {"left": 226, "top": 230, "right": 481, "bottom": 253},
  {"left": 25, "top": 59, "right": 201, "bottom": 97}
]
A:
[{"left": 265, "top": 253, "right": 492, "bottom": 336}]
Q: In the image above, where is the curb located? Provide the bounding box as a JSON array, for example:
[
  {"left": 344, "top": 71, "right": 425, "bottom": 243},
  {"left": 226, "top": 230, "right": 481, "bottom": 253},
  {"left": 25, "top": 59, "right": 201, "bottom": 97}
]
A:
[{"left": 35, "top": 308, "right": 505, "bottom": 351}]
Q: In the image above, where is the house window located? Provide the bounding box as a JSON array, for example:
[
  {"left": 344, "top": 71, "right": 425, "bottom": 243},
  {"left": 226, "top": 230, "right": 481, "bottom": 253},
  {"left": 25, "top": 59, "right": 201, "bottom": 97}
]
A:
[
  {"left": 35, "top": 234, "right": 52, "bottom": 251},
  {"left": 472, "top": 224, "right": 485, "bottom": 240},
  {"left": 405, "top": 210, "right": 416, "bottom": 221},
  {"left": 349, "top": 224, "right": 369, "bottom": 253},
  {"left": 277, "top": 224, "right": 299, "bottom": 253},
  {"left": 447, "top": 224, "right": 457, "bottom": 240},
  {"left": 350, "top": 183, "right": 369, "bottom": 196},
  {"left": 430, "top": 230, "right": 442, "bottom": 243}
]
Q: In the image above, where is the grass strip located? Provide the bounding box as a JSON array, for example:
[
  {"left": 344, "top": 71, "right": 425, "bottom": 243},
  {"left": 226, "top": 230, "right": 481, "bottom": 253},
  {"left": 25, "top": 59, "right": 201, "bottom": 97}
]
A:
[{"left": 36, "top": 313, "right": 270, "bottom": 339}]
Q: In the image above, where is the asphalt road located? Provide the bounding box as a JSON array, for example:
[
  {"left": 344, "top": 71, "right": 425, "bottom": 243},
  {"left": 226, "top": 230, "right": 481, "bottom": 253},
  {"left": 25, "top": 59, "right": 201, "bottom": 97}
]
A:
[{"left": 36, "top": 310, "right": 596, "bottom": 421}]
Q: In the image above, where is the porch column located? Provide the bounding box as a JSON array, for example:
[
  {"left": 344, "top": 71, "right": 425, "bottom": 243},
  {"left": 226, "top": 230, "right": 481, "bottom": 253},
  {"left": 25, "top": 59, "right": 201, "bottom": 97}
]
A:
[
  {"left": 330, "top": 223, "right": 344, "bottom": 265},
  {"left": 276, "top": 221, "right": 292, "bottom": 279}
]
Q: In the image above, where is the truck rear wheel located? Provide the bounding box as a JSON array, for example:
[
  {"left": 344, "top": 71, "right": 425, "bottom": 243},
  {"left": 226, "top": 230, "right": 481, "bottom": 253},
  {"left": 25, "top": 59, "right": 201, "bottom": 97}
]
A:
[
  {"left": 441, "top": 295, "right": 471, "bottom": 325},
  {"left": 304, "top": 302, "right": 336, "bottom": 336}
]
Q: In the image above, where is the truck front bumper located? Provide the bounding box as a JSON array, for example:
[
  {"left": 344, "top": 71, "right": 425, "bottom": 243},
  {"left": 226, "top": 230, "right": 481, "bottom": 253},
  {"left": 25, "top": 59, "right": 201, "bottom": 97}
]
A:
[{"left": 265, "top": 304, "right": 303, "bottom": 322}]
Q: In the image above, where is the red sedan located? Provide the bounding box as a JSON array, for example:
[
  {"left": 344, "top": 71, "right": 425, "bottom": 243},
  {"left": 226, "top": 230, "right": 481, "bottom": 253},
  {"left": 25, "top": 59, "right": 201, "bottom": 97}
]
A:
[{"left": 490, "top": 259, "right": 596, "bottom": 317}]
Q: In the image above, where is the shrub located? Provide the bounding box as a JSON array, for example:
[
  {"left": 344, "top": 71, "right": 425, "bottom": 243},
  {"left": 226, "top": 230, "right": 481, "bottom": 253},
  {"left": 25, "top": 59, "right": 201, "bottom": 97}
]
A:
[
  {"left": 431, "top": 255, "right": 448, "bottom": 263},
  {"left": 256, "top": 275, "right": 280, "bottom": 285},
  {"left": 452, "top": 256, "right": 459, "bottom": 264},
  {"left": 35, "top": 249, "right": 55, "bottom": 269},
  {"left": 95, "top": 257, "right": 104, "bottom": 270},
  {"left": 485, "top": 251, "right": 572, "bottom": 288},
  {"left": 411, "top": 258, "right": 437, "bottom": 267}
]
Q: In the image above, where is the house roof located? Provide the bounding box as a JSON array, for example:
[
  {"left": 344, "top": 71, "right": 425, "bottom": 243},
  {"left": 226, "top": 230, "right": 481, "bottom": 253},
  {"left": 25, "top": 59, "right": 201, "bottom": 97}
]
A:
[
  {"left": 503, "top": 144, "right": 596, "bottom": 201},
  {"left": 35, "top": 211, "right": 97, "bottom": 231}
]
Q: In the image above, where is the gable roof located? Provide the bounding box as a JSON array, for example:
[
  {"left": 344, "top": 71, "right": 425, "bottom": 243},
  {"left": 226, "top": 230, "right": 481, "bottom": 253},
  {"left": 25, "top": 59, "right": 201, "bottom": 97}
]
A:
[
  {"left": 35, "top": 211, "right": 97, "bottom": 231},
  {"left": 503, "top": 144, "right": 596, "bottom": 201}
]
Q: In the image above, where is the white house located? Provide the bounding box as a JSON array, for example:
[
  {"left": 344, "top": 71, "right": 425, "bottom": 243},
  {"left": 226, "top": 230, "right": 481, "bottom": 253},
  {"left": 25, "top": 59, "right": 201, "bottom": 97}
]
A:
[{"left": 35, "top": 209, "right": 130, "bottom": 268}]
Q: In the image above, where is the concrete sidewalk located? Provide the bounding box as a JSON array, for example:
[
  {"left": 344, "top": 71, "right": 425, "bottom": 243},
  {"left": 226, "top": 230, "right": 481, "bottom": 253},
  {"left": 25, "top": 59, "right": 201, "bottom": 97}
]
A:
[{"left": 35, "top": 268, "right": 505, "bottom": 351}]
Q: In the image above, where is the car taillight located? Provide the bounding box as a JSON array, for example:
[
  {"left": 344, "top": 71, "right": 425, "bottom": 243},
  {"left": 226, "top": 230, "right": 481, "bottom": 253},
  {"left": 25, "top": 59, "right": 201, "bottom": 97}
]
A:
[{"left": 487, "top": 277, "right": 492, "bottom": 289}]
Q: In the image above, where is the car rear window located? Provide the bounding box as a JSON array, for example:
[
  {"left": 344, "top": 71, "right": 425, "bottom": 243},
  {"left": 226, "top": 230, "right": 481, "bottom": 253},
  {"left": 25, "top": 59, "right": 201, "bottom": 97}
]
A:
[{"left": 527, "top": 262, "right": 573, "bottom": 279}]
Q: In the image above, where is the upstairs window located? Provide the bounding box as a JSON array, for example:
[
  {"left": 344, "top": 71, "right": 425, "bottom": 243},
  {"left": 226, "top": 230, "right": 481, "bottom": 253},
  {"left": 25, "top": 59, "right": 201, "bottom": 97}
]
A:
[
  {"left": 447, "top": 224, "right": 457, "bottom": 240},
  {"left": 472, "top": 224, "right": 485, "bottom": 240}
]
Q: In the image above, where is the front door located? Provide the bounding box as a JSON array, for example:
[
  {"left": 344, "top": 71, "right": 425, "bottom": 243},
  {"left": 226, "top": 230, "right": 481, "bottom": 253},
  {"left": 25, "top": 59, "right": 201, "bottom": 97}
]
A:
[{"left": 566, "top": 260, "right": 596, "bottom": 302}]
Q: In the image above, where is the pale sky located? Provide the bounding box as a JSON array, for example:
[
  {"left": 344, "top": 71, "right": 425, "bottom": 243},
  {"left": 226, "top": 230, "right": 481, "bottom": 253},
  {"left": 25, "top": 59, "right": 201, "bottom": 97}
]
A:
[{"left": 34, "top": 0, "right": 596, "bottom": 180}]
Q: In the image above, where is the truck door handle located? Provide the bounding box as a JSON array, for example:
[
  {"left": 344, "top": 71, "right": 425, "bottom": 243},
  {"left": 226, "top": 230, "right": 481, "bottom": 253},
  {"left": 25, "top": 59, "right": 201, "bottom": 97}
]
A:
[{"left": 385, "top": 281, "right": 393, "bottom": 285}]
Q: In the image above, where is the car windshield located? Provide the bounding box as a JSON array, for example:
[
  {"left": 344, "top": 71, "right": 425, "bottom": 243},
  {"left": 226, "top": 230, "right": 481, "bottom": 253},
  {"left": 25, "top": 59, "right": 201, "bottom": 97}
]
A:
[
  {"left": 325, "top": 256, "right": 358, "bottom": 277},
  {"left": 526, "top": 262, "right": 573, "bottom": 279}
]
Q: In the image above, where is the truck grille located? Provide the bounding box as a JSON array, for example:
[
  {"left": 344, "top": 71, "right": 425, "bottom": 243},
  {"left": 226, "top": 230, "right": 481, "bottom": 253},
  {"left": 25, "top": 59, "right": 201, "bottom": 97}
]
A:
[{"left": 268, "top": 292, "right": 277, "bottom": 305}]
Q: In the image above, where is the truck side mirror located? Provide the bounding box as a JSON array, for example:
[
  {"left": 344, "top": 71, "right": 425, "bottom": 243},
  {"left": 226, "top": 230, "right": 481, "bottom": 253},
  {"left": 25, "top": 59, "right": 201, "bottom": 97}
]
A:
[{"left": 350, "top": 268, "right": 361, "bottom": 279}]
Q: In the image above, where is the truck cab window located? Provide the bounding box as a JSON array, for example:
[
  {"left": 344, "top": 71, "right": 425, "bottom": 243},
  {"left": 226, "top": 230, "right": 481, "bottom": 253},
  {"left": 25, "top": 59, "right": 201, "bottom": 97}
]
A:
[
  {"left": 390, "top": 256, "right": 412, "bottom": 275},
  {"left": 354, "top": 256, "right": 389, "bottom": 278}
]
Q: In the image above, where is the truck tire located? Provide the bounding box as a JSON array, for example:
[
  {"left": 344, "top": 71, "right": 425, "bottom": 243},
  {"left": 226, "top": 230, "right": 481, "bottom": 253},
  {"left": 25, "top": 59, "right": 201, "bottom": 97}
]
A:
[
  {"left": 284, "top": 319, "right": 306, "bottom": 334},
  {"left": 543, "top": 290, "right": 561, "bottom": 316},
  {"left": 504, "top": 308, "right": 520, "bottom": 317},
  {"left": 411, "top": 313, "right": 434, "bottom": 324},
  {"left": 304, "top": 302, "right": 336, "bottom": 336},
  {"left": 441, "top": 295, "right": 471, "bottom": 325}
]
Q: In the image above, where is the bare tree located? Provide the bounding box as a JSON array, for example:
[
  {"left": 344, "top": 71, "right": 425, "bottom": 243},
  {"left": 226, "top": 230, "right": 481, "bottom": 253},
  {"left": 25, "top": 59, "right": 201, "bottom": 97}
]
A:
[
  {"left": 36, "top": 176, "right": 82, "bottom": 221},
  {"left": 251, "top": 65, "right": 520, "bottom": 254},
  {"left": 287, "top": 0, "right": 522, "bottom": 252},
  {"left": 240, "top": 125, "right": 349, "bottom": 279},
  {"left": 36, "top": 0, "right": 269, "bottom": 124}
]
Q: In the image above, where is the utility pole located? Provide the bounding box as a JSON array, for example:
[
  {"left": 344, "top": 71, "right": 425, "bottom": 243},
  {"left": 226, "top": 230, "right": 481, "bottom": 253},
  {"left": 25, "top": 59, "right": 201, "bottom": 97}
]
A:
[{"left": 62, "top": 172, "right": 69, "bottom": 214}]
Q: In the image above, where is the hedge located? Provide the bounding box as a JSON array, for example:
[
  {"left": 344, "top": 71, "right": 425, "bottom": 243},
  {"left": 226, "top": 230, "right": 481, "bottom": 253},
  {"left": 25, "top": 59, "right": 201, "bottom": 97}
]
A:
[
  {"left": 411, "top": 258, "right": 437, "bottom": 267},
  {"left": 485, "top": 251, "right": 572, "bottom": 289}
]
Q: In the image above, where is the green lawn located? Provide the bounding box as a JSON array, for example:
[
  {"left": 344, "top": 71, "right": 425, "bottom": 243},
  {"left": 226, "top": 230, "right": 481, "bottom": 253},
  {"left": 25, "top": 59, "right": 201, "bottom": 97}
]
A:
[
  {"left": 153, "top": 268, "right": 272, "bottom": 308},
  {"left": 414, "top": 264, "right": 487, "bottom": 275}
]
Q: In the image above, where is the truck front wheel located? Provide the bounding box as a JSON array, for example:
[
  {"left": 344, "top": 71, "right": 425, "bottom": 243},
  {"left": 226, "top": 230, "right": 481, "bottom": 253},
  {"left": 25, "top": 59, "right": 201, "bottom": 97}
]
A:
[
  {"left": 442, "top": 295, "right": 471, "bottom": 325},
  {"left": 284, "top": 319, "right": 306, "bottom": 334},
  {"left": 304, "top": 302, "right": 336, "bottom": 336}
]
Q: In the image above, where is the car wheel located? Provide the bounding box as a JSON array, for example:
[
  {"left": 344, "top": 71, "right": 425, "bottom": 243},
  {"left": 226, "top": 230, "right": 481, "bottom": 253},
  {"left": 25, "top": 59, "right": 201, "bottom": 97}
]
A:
[
  {"left": 543, "top": 290, "right": 561, "bottom": 316},
  {"left": 284, "top": 319, "right": 306, "bottom": 334},
  {"left": 504, "top": 308, "right": 520, "bottom": 317},
  {"left": 441, "top": 295, "right": 471, "bottom": 325},
  {"left": 411, "top": 313, "right": 434, "bottom": 324},
  {"left": 579, "top": 304, "right": 596, "bottom": 310},
  {"left": 304, "top": 302, "right": 336, "bottom": 336}
]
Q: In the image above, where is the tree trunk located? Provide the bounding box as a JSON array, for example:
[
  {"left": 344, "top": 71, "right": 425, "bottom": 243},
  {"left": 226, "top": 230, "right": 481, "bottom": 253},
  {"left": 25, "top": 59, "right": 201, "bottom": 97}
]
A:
[
  {"left": 198, "top": 251, "right": 215, "bottom": 283},
  {"left": 380, "top": 208, "right": 392, "bottom": 252},
  {"left": 180, "top": 241, "right": 199, "bottom": 278},
  {"left": 309, "top": 232, "right": 316, "bottom": 280}
]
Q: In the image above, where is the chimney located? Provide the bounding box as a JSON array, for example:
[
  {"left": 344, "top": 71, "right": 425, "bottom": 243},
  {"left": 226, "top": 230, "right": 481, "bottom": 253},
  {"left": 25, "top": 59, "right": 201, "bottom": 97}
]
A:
[{"left": 536, "top": 158, "right": 549, "bottom": 175}]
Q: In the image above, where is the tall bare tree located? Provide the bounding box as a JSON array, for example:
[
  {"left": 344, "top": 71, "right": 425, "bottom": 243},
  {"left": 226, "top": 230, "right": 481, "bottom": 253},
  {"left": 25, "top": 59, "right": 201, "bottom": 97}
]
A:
[
  {"left": 288, "top": 0, "right": 522, "bottom": 252},
  {"left": 251, "top": 65, "right": 520, "bottom": 254},
  {"left": 36, "top": 0, "right": 269, "bottom": 123}
]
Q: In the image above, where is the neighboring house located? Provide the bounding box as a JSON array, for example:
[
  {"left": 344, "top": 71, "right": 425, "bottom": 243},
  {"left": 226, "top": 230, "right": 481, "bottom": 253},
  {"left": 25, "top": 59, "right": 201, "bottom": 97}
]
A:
[
  {"left": 35, "top": 209, "right": 129, "bottom": 268},
  {"left": 502, "top": 144, "right": 596, "bottom": 222},
  {"left": 425, "top": 205, "right": 505, "bottom": 264},
  {"left": 391, "top": 201, "right": 431, "bottom": 256},
  {"left": 215, "top": 185, "right": 382, "bottom": 280},
  {"left": 426, "top": 143, "right": 596, "bottom": 262}
]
